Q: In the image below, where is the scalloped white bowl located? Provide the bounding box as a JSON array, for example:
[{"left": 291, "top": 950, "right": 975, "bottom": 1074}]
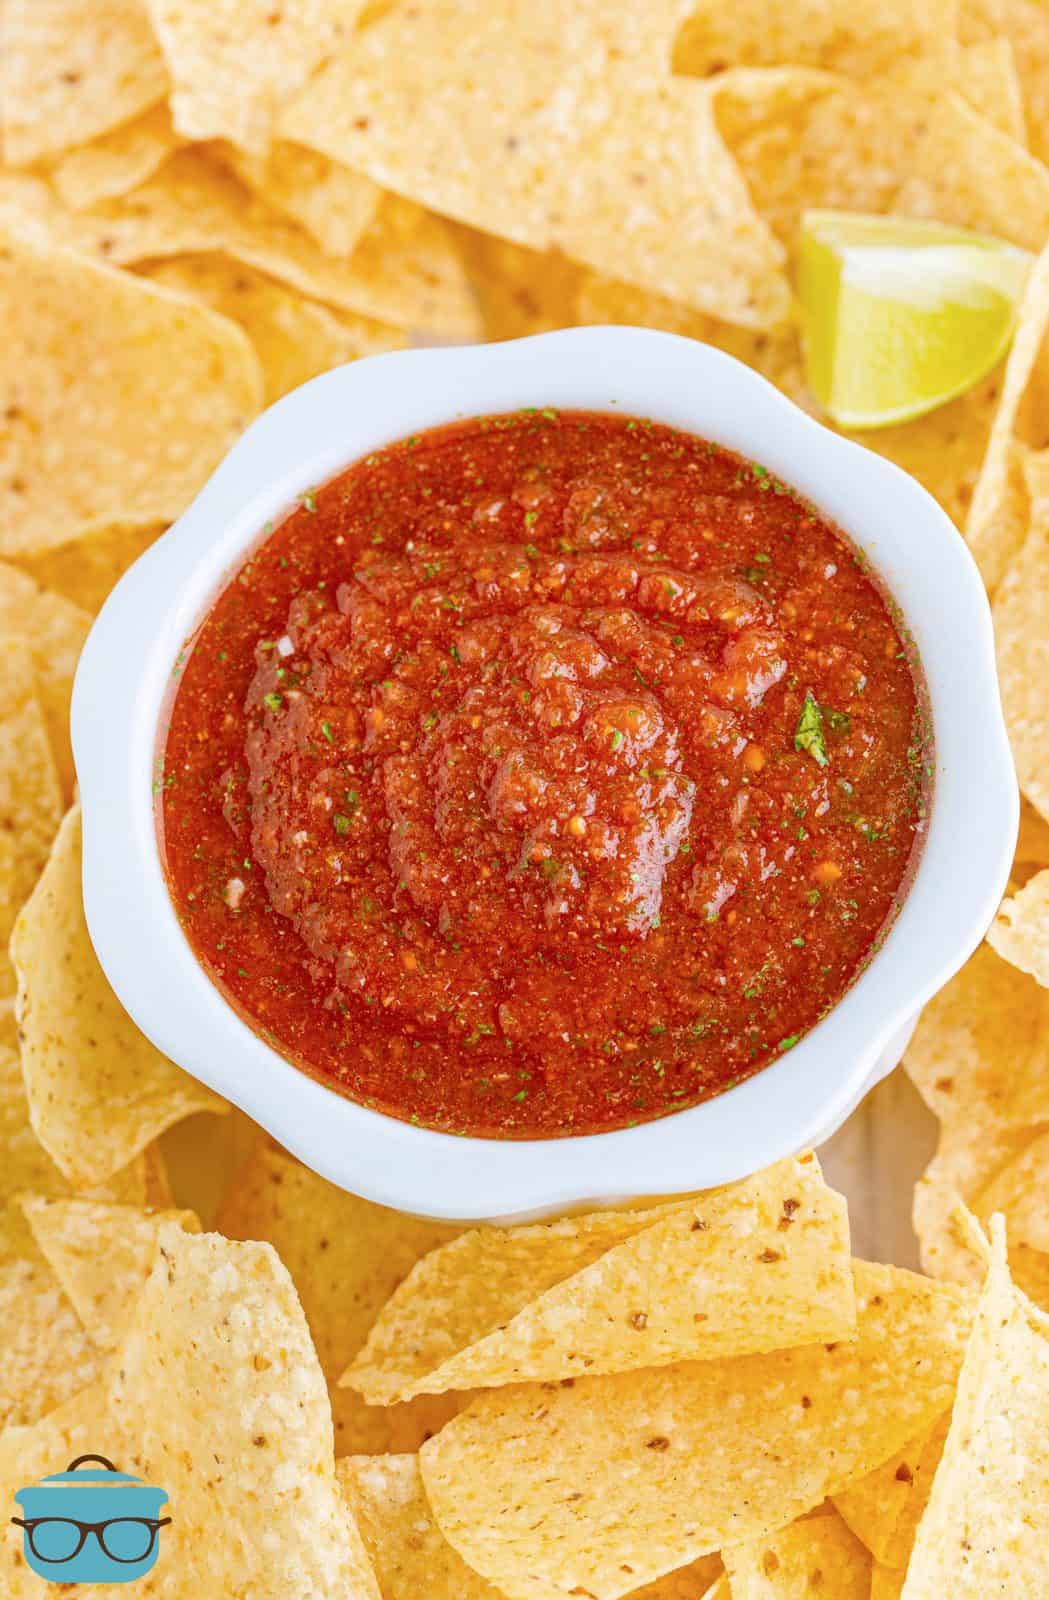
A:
[{"left": 73, "top": 327, "right": 1017, "bottom": 1221}]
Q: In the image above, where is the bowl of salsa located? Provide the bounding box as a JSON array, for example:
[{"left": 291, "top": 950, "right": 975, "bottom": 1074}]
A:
[{"left": 72, "top": 328, "right": 1017, "bottom": 1220}]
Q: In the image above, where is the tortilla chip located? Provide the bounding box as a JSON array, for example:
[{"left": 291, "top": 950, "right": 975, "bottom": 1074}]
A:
[
  {"left": 968, "top": 253, "right": 1049, "bottom": 590},
  {"left": 995, "top": 465, "right": 1049, "bottom": 818},
  {"left": 871, "top": 1568, "right": 905, "bottom": 1600},
  {"left": 145, "top": 0, "right": 368, "bottom": 154},
  {"left": 549, "top": 72, "right": 790, "bottom": 328},
  {"left": 11, "top": 520, "right": 165, "bottom": 617},
  {"left": 1009, "top": 1242, "right": 1049, "bottom": 1310},
  {"left": 10, "top": 806, "right": 227, "bottom": 1188},
  {"left": 340, "top": 1453, "right": 511, "bottom": 1600},
  {"left": 721, "top": 1509, "right": 872, "bottom": 1599},
  {"left": 142, "top": 1140, "right": 174, "bottom": 1208},
  {"left": 280, "top": 5, "right": 789, "bottom": 328},
  {"left": 904, "top": 942, "right": 1049, "bottom": 1130},
  {"left": 0, "top": 151, "right": 481, "bottom": 338},
  {"left": 0, "top": 1251, "right": 101, "bottom": 1431},
  {"left": 0, "top": 1044, "right": 151, "bottom": 1224},
  {"left": 0, "top": 224, "right": 262, "bottom": 559},
  {"left": 710, "top": 68, "right": 1049, "bottom": 260},
  {"left": 221, "top": 140, "right": 382, "bottom": 259},
  {"left": 901, "top": 1219, "right": 1049, "bottom": 1596},
  {"left": 1017, "top": 797, "right": 1049, "bottom": 867},
  {"left": 0, "top": 654, "right": 62, "bottom": 999},
  {"left": 962, "top": 0, "right": 1049, "bottom": 162},
  {"left": 346, "top": 1155, "right": 854, "bottom": 1403},
  {"left": 18, "top": 1195, "right": 200, "bottom": 1350},
  {"left": 912, "top": 1120, "right": 1049, "bottom": 1292},
  {"left": 988, "top": 868, "right": 1049, "bottom": 984},
  {"left": 49, "top": 103, "right": 181, "bottom": 210},
  {"left": 452, "top": 226, "right": 583, "bottom": 340},
  {"left": 629, "top": 1564, "right": 727, "bottom": 1600},
  {"left": 0, "top": 0, "right": 169, "bottom": 166},
  {"left": 832, "top": 1412, "right": 950, "bottom": 1567},
  {"left": 326, "top": 193, "right": 484, "bottom": 339},
  {"left": 142, "top": 254, "right": 406, "bottom": 403},
  {"left": 0, "top": 564, "right": 91, "bottom": 799},
  {"left": 420, "top": 1263, "right": 971, "bottom": 1600},
  {"left": 893, "top": 92, "right": 1049, "bottom": 247},
  {"left": 673, "top": 0, "right": 954, "bottom": 79},
  {"left": 216, "top": 1141, "right": 464, "bottom": 1453},
  {"left": 971, "top": 1127, "right": 1049, "bottom": 1256},
  {"left": 341, "top": 1453, "right": 725, "bottom": 1600},
  {"left": 279, "top": 0, "right": 589, "bottom": 248},
  {"left": 949, "top": 39, "right": 1028, "bottom": 143},
  {"left": 109, "top": 1226, "right": 381, "bottom": 1599}
]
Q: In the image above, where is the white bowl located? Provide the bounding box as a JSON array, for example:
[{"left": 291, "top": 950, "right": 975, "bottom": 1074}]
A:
[{"left": 73, "top": 328, "right": 1017, "bottom": 1221}]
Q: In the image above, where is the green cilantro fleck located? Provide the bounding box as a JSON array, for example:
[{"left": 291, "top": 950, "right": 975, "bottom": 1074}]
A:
[{"left": 794, "top": 692, "right": 829, "bottom": 767}]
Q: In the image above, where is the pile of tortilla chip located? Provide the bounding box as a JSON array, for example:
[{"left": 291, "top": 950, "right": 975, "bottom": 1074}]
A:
[{"left": 1, "top": 0, "right": 1049, "bottom": 1594}]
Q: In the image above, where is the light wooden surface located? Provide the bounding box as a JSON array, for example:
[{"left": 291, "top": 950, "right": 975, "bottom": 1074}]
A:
[{"left": 819, "top": 1065, "right": 938, "bottom": 1269}]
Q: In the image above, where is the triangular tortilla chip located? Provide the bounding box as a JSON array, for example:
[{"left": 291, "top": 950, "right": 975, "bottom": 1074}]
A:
[
  {"left": 0, "top": 152, "right": 481, "bottom": 338},
  {"left": 976, "top": 1127, "right": 1049, "bottom": 1254},
  {"left": 967, "top": 248, "right": 1049, "bottom": 590},
  {"left": 904, "top": 942, "right": 1049, "bottom": 1130},
  {"left": 961, "top": 0, "right": 1049, "bottom": 162},
  {"left": 0, "top": 1044, "right": 150, "bottom": 1219},
  {"left": 13, "top": 521, "right": 165, "bottom": 616},
  {"left": 141, "top": 254, "right": 405, "bottom": 404},
  {"left": 220, "top": 140, "right": 382, "bottom": 259},
  {"left": 0, "top": 1250, "right": 101, "bottom": 1432},
  {"left": 217, "top": 1141, "right": 464, "bottom": 1453},
  {"left": 451, "top": 226, "right": 584, "bottom": 341},
  {"left": 0, "top": 0, "right": 168, "bottom": 166},
  {"left": 145, "top": 0, "right": 368, "bottom": 154},
  {"left": 0, "top": 564, "right": 91, "bottom": 798},
  {"left": 109, "top": 1226, "right": 381, "bottom": 1598},
  {"left": 901, "top": 1219, "right": 1049, "bottom": 1596},
  {"left": 420, "top": 1263, "right": 971, "bottom": 1600},
  {"left": 912, "top": 1118, "right": 1040, "bottom": 1286},
  {"left": 721, "top": 1509, "right": 872, "bottom": 1599},
  {"left": 673, "top": 0, "right": 954, "bottom": 79},
  {"left": 988, "top": 867, "right": 1049, "bottom": 984},
  {"left": 346, "top": 1155, "right": 854, "bottom": 1402},
  {"left": 19, "top": 1195, "right": 200, "bottom": 1350},
  {"left": 280, "top": 2, "right": 788, "bottom": 327},
  {"left": 0, "top": 223, "right": 262, "bottom": 557},
  {"left": 833, "top": 1411, "right": 950, "bottom": 1567},
  {"left": 49, "top": 103, "right": 181, "bottom": 210},
  {"left": 11, "top": 806, "right": 227, "bottom": 1187},
  {"left": 340, "top": 1453, "right": 724, "bottom": 1600}
]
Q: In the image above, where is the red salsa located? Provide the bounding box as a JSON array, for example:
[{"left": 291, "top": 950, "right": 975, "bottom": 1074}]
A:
[{"left": 158, "top": 411, "right": 930, "bottom": 1137}]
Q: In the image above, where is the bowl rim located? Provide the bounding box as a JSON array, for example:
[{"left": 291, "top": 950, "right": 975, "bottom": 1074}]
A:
[{"left": 73, "top": 326, "right": 1018, "bottom": 1221}]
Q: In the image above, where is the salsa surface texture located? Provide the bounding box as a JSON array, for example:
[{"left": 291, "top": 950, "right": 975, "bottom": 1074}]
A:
[{"left": 159, "top": 410, "right": 930, "bottom": 1137}]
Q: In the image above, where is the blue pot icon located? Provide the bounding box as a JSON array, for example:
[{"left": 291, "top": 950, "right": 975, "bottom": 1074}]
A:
[{"left": 13, "top": 1455, "right": 170, "bottom": 1584}]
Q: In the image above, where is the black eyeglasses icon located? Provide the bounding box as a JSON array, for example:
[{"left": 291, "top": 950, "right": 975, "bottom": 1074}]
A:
[{"left": 11, "top": 1515, "right": 172, "bottom": 1564}]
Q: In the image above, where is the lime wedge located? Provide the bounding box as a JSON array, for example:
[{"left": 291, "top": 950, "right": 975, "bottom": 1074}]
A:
[{"left": 798, "top": 211, "right": 1031, "bottom": 429}]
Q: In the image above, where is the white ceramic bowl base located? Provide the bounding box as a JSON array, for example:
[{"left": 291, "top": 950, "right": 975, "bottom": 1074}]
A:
[{"left": 73, "top": 328, "right": 1018, "bottom": 1221}]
